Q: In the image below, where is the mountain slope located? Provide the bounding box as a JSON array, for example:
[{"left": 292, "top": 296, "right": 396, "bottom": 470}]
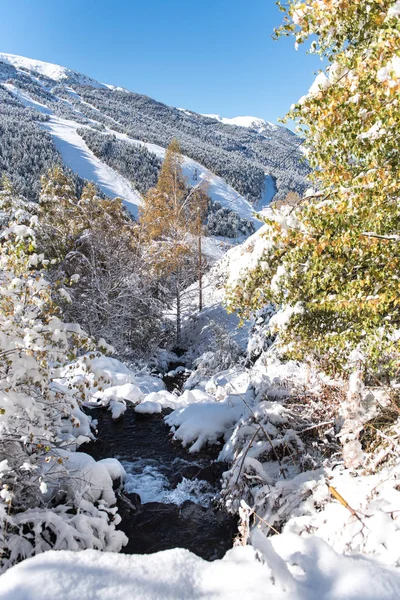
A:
[
  {"left": 0, "top": 52, "right": 308, "bottom": 218},
  {"left": 0, "top": 52, "right": 107, "bottom": 88},
  {"left": 202, "top": 113, "right": 279, "bottom": 134}
]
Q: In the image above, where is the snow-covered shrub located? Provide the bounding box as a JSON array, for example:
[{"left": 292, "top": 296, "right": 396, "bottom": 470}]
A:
[
  {"left": 185, "top": 322, "right": 243, "bottom": 388},
  {"left": 0, "top": 196, "right": 126, "bottom": 572},
  {"left": 246, "top": 305, "right": 276, "bottom": 361},
  {"left": 36, "top": 169, "right": 164, "bottom": 356},
  {"left": 219, "top": 354, "right": 342, "bottom": 514}
]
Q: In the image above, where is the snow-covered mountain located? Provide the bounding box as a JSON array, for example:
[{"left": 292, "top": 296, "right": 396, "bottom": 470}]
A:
[
  {"left": 202, "top": 113, "right": 279, "bottom": 134},
  {"left": 0, "top": 52, "right": 107, "bottom": 89},
  {"left": 0, "top": 52, "right": 309, "bottom": 221}
]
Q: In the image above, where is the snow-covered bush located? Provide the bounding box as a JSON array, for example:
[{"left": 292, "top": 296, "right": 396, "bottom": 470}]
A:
[
  {"left": 36, "top": 169, "right": 165, "bottom": 355},
  {"left": 185, "top": 322, "right": 243, "bottom": 389},
  {"left": 0, "top": 195, "right": 126, "bottom": 572}
]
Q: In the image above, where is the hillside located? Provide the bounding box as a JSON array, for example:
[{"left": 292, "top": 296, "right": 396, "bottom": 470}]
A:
[
  {"left": 0, "top": 53, "right": 308, "bottom": 216},
  {"left": 0, "top": 0, "right": 400, "bottom": 594}
]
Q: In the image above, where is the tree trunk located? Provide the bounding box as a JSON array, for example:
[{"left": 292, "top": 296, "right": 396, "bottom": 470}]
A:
[
  {"left": 198, "top": 231, "right": 202, "bottom": 312},
  {"left": 339, "top": 368, "right": 365, "bottom": 469},
  {"left": 176, "top": 277, "right": 181, "bottom": 348}
]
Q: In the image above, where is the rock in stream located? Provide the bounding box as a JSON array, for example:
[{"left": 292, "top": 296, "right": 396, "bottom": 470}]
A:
[{"left": 82, "top": 406, "right": 237, "bottom": 561}]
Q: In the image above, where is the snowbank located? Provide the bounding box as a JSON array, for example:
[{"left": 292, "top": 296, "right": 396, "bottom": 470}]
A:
[
  {"left": 165, "top": 394, "right": 246, "bottom": 453},
  {"left": 42, "top": 450, "right": 119, "bottom": 506},
  {"left": 134, "top": 400, "right": 162, "bottom": 414},
  {"left": 62, "top": 355, "right": 165, "bottom": 419},
  {"left": 1, "top": 534, "right": 399, "bottom": 600}
]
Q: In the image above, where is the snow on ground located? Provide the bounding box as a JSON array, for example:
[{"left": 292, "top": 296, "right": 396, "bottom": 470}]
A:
[
  {"left": 62, "top": 355, "right": 165, "bottom": 419},
  {"left": 0, "top": 52, "right": 107, "bottom": 88},
  {"left": 170, "top": 221, "right": 270, "bottom": 349},
  {"left": 1, "top": 534, "right": 399, "bottom": 600},
  {"left": 106, "top": 129, "right": 262, "bottom": 228},
  {"left": 3, "top": 84, "right": 142, "bottom": 215},
  {"left": 2, "top": 83, "right": 53, "bottom": 115},
  {"left": 259, "top": 174, "right": 277, "bottom": 209},
  {"left": 202, "top": 113, "right": 279, "bottom": 132},
  {"left": 42, "top": 448, "right": 118, "bottom": 506},
  {"left": 165, "top": 393, "right": 246, "bottom": 453},
  {"left": 278, "top": 461, "right": 400, "bottom": 568}
]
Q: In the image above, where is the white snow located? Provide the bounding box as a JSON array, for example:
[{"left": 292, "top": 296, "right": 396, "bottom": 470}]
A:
[
  {"left": 2, "top": 83, "right": 52, "bottom": 114},
  {"left": 177, "top": 107, "right": 193, "bottom": 116},
  {"left": 165, "top": 394, "right": 246, "bottom": 453},
  {"left": 42, "top": 118, "right": 142, "bottom": 215},
  {"left": 135, "top": 388, "right": 214, "bottom": 413},
  {"left": 134, "top": 400, "right": 162, "bottom": 414},
  {"left": 61, "top": 355, "right": 166, "bottom": 419},
  {"left": 93, "top": 382, "right": 145, "bottom": 404},
  {"left": 42, "top": 449, "right": 119, "bottom": 506},
  {"left": 0, "top": 53, "right": 106, "bottom": 88},
  {"left": 1, "top": 535, "right": 399, "bottom": 600},
  {"left": 258, "top": 174, "right": 277, "bottom": 209},
  {"left": 308, "top": 72, "right": 332, "bottom": 97},
  {"left": 387, "top": 1, "right": 400, "bottom": 18},
  {"left": 97, "top": 458, "right": 126, "bottom": 483},
  {"left": 202, "top": 113, "right": 279, "bottom": 132}
]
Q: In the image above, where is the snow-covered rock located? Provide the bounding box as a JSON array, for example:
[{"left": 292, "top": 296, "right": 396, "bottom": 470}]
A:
[
  {"left": 135, "top": 400, "right": 162, "bottom": 415},
  {"left": 165, "top": 395, "right": 246, "bottom": 453}
]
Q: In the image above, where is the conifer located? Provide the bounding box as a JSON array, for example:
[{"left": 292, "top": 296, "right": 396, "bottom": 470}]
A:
[{"left": 140, "top": 139, "right": 208, "bottom": 345}]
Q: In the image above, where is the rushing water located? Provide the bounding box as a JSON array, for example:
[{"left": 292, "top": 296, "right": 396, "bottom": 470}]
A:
[{"left": 82, "top": 405, "right": 237, "bottom": 560}]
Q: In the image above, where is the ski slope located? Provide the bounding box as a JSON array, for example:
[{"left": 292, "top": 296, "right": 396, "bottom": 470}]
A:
[
  {"left": 43, "top": 118, "right": 142, "bottom": 216},
  {"left": 108, "top": 131, "right": 262, "bottom": 228},
  {"left": 3, "top": 84, "right": 142, "bottom": 216},
  {"left": 259, "top": 174, "right": 277, "bottom": 210},
  {"left": 3, "top": 81, "right": 264, "bottom": 229}
]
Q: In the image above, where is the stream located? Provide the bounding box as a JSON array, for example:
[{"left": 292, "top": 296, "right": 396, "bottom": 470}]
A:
[{"left": 82, "top": 379, "right": 237, "bottom": 561}]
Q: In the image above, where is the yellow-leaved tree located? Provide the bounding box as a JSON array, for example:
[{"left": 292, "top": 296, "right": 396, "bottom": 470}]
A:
[
  {"left": 140, "top": 139, "right": 208, "bottom": 346},
  {"left": 228, "top": 0, "right": 400, "bottom": 468}
]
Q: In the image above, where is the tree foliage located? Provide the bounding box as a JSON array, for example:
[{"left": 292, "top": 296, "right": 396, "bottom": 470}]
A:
[
  {"left": 140, "top": 139, "right": 209, "bottom": 345},
  {"left": 0, "top": 191, "right": 126, "bottom": 571},
  {"left": 36, "top": 168, "right": 164, "bottom": 355},
  {"left": 229, "top": 0, "right": 400, "bottom": 377}
]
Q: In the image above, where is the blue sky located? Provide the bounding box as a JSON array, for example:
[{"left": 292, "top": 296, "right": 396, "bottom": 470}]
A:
[{"left": 0, "top": 0, "right": 323, "bottom": 124}]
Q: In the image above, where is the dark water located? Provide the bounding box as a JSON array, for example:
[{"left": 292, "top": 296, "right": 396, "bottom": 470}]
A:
[{"left": 82, "top": 406, "right": 237, "bottom": 560}]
